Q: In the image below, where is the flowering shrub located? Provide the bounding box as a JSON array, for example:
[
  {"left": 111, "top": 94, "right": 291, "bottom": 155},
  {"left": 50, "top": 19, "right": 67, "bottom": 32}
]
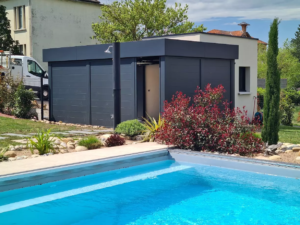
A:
[
  {"left": 156, "top": 84, "right": 263, "bottom": 155},
  {"left": 105, "top": 134, "right": 126, "bottom": 147}
]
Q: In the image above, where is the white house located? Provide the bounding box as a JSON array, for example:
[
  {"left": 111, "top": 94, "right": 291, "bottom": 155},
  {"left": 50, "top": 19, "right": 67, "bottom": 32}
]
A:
[
  {"left": 143, "top": 23, "right": 264, "bottom": 119},
  {"left": 0, "top": 0, "right": 102, "bottom": 68}
]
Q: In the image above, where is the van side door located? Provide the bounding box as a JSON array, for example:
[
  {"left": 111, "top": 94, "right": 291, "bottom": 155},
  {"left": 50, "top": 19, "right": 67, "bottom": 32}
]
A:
[{"left": 24, "top": 59, "right": 44, "bottom": 90}]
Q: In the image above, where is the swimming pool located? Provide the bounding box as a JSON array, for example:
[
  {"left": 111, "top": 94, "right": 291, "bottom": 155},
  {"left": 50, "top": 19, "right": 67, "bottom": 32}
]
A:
[{"left": 0, "top": 158, "right": 300, "bottom": 225}]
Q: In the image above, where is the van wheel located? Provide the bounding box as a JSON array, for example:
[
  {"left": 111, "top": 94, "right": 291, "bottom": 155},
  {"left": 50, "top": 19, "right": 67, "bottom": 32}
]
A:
[{"left": 39, "top": 86, "right": 48, "bottom": 100}]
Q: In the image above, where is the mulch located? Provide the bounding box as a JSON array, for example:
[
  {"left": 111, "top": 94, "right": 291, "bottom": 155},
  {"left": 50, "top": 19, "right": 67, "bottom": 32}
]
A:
[{"left": 0, "top": 112, "right": 16, "bottom": 119}]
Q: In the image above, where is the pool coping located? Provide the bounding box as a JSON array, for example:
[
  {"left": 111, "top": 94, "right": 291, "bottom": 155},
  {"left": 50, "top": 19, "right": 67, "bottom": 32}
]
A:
[{"left": 169, "top": 149, "right": 300, "bottom": 179}]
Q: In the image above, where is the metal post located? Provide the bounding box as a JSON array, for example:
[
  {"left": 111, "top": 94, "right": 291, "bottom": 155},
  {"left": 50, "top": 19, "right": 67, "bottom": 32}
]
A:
[
  {"left": 113, "top": 42, "right": 121, "bottom": 129},
  {"left": 40, "top": 77, "right": 44, "bottom": 120}
]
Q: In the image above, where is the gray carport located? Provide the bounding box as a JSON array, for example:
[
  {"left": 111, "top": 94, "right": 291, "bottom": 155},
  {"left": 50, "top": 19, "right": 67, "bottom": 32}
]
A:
[{"left": 43, "top": 39, "right": 238, "bottom": 127}]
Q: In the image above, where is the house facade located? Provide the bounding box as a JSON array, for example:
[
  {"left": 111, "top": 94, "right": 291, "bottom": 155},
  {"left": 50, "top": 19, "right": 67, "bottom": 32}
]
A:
[
  {"left": 143, "top": 23, "right": 262, "bottom": 119},
  {"left": 0, "top": 0, "right": 102, "bottom": 68}
]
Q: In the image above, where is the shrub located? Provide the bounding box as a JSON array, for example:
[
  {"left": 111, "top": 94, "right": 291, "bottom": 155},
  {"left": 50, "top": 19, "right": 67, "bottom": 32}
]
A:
[
  {"left": 27, "top": 129, "right": 57, "bottom": 155},
  {"left": 105, "top": 134, "right": 125, "bottom": 147},
  {"left": 143, "top": 114, "right": 164, "bottom": 142},
  {"left": 282, "top": 88, "right": 300, "bottom": 105},
  {"left": 0, "top": 73, "right": 21, "bottom": 115},
  {"left": 13, "top": 84, "right": 35, "bottom": 118},
  {"left": 280, "top": 92, "right": 295, "bottom": 126},
  {"left": 156, "top": 84, "right": 263, "bottom": 155},
  {"left": 115, "top": 119, "right": 145, "bottom": 137},
  {"left": 78, "top": 136, "right": 103, "bottom": 149}
]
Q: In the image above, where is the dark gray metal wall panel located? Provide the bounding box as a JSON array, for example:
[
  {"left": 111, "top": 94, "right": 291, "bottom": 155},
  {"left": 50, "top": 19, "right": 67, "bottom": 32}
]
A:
[
  {"left": 136, "top": 65, "right": 145, "bottom": 118},
  {"left": 165, "top": 39, "right": 239, "bottom": 60},
  {"left": 201, "top": 59, "right": 231, "bottom": 103},
  {"left": 121, "top": 40, "right": 165, "bottom": 58},
  {"left": 48, "top": 62, "right": 53, "bottom": 121},
  {"left": 51, "top": 61, "right": 90, "bottom": 124},
  {"left": 120, "top": 58, "right": 136, "bottom": 122},
  {"left": 43, "top": 47, "right": 77, "bottom": 62},
  {"left": 90, "top": 60, "right": 114, "bottom": 127},
  {"left": 164, "top": 57, "right": 200, "bottom": 102},
  {"left": 159, "top": 57, "right": 166, "bottom": 112}
]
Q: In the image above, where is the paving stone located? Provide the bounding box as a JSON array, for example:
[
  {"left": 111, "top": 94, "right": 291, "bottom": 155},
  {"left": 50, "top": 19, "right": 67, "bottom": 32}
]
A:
[
  {"left": 50, "top": 132, "right": 70, "bottom": 135},
  {"left": 2, "top": 133, "right": 31, "bottom": 137},
  {"left": 0, "top": 137, "right": 7, "bottom": 140},
  {"left": 67, "top": 131, "right": 100, "bottom": 135}
]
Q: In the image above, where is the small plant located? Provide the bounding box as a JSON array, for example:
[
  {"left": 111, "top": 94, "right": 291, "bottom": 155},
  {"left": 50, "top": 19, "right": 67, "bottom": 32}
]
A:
[
  {"left": 115, "top": 119, "right": 146, "bottom": 137},
  {"left": 27, "top": 129, "right": 56, "bottom": 155},
  {"left": 143, "top": 114, "right": 164, "bottom": 142},
  {"left": 105, "top": 134, "right": 125, "bottom": 147},
  {"left": 0, "top": 147, "right": 8, "bottom": 162},
  {"left": 13, "top": 84, "right": 35, "bottom": 118},
  {"left": 78, "top": 136, "right": 103, "bottom": 150}
]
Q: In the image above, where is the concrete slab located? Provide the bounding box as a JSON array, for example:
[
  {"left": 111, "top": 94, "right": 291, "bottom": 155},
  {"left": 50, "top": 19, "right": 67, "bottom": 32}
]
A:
[
  {"left": 0, "top": 143, "right": 168, "bottom": 177},
  {"left": 1, "top": 133, "right": 31, "bottom": 137},
  {"left": 0, "top": 137, "right": 7, "bottom": 140}
]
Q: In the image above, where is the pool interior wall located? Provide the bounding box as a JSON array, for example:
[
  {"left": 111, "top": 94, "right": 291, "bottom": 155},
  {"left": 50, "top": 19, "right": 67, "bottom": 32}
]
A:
[{"left": 1, "top": 149, "right": 300, "bottom": 193}]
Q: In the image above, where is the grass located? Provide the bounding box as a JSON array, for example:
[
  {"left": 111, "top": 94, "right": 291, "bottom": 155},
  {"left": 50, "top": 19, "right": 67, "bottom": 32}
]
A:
[
  {"left": 293, "top": 106, "right": 300, "bottom": 126},
  {"left": 0, "top": 117, "right": 79, "bottom": 148},
  {"left": 78, "top": 136, "right": 103, "bottom": 150},
  {"left": 256, "top": 125, "right": 300, "bottom": 144}
]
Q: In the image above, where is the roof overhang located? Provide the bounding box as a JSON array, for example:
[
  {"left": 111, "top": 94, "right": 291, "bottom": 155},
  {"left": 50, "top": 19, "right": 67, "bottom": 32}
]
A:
[{"left": 43, "top": 39, "right": 239, "bottom": 62}]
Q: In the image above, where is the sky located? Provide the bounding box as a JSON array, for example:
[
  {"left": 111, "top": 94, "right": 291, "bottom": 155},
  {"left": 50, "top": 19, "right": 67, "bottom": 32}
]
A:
[
  {"left": 103, "top": 0, "right": 300, "bottom": 47},
  {"left": 167, "top": 0, "right": 300, "bottom": 47}
]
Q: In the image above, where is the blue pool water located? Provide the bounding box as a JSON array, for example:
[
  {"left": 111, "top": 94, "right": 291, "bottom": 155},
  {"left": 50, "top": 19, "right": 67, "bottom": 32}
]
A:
[{"left": 0, "top": 160, "right": 300, "bottom": 225}]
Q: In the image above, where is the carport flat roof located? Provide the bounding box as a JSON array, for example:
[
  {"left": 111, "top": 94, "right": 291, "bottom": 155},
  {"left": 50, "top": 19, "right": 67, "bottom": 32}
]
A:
[{"left": 44, "top": 39, "right": 238, "bottom": 63}]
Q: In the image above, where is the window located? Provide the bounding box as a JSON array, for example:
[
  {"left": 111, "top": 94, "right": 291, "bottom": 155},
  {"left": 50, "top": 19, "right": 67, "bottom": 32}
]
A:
[
  {"left": 14, "top": 6, "right": 25, "bottom": 30},
  {"left": 27, "top": 60, "right": 44, "bottom": 77},
  {"left": 18, "top": 44, "right": 26, "bottom": 55},
  {"left": 11, "top": 58, "right": 22, "bottom": 66},
  {"left": 239, "top": 67, "right": 250, "bottom": 93}
]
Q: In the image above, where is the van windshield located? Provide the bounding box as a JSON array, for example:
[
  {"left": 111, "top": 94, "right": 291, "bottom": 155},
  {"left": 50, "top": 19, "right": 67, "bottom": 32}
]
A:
[{"left": 28, "top": 60, "right": 44, "bottom": 77}]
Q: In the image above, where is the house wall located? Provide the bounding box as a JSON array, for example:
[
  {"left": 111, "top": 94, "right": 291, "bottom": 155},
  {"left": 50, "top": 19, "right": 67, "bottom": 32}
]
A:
[
  {"left": 1, "top": 0, "right": 102, "bottom": 69},
  {"left": 146, "top": 33, "right": 258, "bottom": 118},
  {"left": 31, "top": 0, "right": 102, "bottom": 69},
  {"left": 0, "top": 0, "right": 31, "bottom": 55}
]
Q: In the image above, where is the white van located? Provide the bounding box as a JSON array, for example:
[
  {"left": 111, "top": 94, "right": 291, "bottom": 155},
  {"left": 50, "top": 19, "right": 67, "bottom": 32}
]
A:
[{"left": 0, "top": 52, "right": 49, "bottom": 100}]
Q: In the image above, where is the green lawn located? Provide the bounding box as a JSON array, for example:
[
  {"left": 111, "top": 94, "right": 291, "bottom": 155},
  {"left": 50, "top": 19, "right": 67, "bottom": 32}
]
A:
[
  {"left": 293, "top": 106, "right": 300, "bottom": 126},
  {"left": 256, "top": 125, "right": 300, "bottom": 144},
  {"left": 0, "top": 117, "right": 79, "bottom": 148}
]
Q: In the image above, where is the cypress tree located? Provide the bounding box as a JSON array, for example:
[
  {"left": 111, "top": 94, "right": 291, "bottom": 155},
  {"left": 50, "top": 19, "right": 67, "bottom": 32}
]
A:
[
  {"left": 262, "top": 18, "right": 281, "bottom": 144},
  {"left": 0, "top": 5, "right": 21, "bottom": 54}
]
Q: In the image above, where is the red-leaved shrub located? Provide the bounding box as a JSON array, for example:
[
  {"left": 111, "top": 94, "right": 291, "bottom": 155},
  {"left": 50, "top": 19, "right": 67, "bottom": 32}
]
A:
[
  {"left": 156, "top": 84, "right": 263, "bottom": 155},
  {"left": 105, "top": 134, "right": 126, "bottom": 147}
]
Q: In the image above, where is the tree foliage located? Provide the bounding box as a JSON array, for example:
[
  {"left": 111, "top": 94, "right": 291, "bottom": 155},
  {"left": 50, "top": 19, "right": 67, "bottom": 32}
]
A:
[
  {"left": 0, "top": 5, "right": 21, "bottom": 55},
  {"left": 92, "top": 0, "right": 206, "bottom": 43},
  {"left": 291, "top": 24, "right": 300, "bottom": 61},
  {"left": 258, "top": 40, "right": 300, "bottom": 88},
  {"left": 262, "top": 18, "right": 281, "bottom": 144}
]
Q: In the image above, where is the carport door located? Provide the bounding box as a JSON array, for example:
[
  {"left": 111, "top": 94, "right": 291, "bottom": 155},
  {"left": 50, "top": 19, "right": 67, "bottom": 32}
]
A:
[
  {"left": 51, "top": 61, "right": 90, "bottom": 124},
  {"left": 91, "top": 60, "right": 113, "bottom": 127}
]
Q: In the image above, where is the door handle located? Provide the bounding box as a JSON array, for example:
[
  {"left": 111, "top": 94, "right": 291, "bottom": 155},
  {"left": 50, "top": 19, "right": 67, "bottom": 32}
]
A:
[{"left": 26, "top": 75, "right": 31, "bottom": 77}]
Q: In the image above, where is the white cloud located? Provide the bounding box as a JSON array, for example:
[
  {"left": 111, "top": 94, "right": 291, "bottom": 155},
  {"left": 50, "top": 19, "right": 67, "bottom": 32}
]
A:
[
  {"left": 224, "top": 22, "right": 239, "bottom": 25},
  {"left": 167, "top": 0, "right": 300, "bottom": 22}
]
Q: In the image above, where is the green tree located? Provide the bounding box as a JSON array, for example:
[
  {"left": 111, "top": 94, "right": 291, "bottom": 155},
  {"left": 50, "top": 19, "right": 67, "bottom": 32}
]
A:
[
  {"left": 291, "top": 24, "right": 300, "bottom": 61},
  {"left": 92, "top": 0, "right": 206, "bottom": 43},
  {"left": 0, "top": 5, "right": 21, "bottom": 55},
  {"left": 262, "top": 18, "right": 281, "bottom": 144},
  {"left": 257, "top": 40, "right": 300, "bottom": 88}
]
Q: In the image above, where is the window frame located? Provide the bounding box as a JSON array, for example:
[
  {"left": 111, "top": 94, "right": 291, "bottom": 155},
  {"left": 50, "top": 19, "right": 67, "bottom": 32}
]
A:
[{"left": 14, "top": 6, "right": 26, "bottom": 30}]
